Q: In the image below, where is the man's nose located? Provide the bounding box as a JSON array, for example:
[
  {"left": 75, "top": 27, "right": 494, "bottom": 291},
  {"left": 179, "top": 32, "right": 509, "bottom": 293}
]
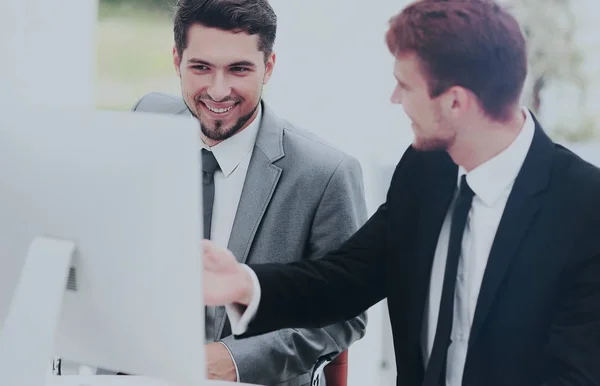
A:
[
  {"left": 390, "top": 85, "right": 403, "bottom": 105},
  {"left": 207, "top": 73, "right": 232, "bottom": 102}
]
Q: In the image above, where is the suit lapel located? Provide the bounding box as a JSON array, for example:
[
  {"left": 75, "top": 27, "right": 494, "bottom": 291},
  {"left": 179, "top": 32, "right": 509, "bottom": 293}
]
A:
[
  {"left": 470, "top": 118, "right": 554, "bottom": 343},
  {"left": 414, "top": 152, "right": 458, "bottom": 305},
  {"left": 215, "top": 102, "right": 285, "bottom": 339},
  {"left": 226, "top": 150, "right": 282, "bottom": 264},
  {"left": 226, "top": 101, "right": 285, "bottom": 264},
  {"left": 410, "top": 151, "right": 457, "bottom": 375}
]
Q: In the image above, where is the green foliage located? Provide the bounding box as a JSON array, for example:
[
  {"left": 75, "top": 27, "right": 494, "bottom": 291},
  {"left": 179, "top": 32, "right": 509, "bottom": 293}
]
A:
[
  {"left": 99, "top": 0, "right": 174, "bottom": 12},
  {"left": 505, "top": 0, "right": 599, "bottom": 142},
  {"left": 553, "top": 116, "right": 599, "bottom": 143},
  {"left": 96, "top": 0, "right": 178, "bottom": 110},
  {"left": 98, "top": 0, "right": 175, "bottom": 21}
]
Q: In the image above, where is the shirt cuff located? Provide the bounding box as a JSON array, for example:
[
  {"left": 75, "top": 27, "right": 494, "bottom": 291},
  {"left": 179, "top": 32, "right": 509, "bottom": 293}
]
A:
[
  {"left": 224, "top": 264, "right": 261, "bottom": 336},
  {"left": 217, "top": 341, "right": 240, "bottom": 382}
]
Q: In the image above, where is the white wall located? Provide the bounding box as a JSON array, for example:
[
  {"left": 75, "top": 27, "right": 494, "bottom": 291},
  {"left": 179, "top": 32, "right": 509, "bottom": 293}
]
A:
[
  {"left": 266, "top": 0, "right": 413, "bottom": 167},
  {"left": 0, "top": 0, "right": 97, "bottom": 110}
]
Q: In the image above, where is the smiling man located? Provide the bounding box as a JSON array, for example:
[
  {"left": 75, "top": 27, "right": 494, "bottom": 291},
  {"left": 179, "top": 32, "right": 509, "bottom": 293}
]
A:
[
  {"left": 131, "top": 1, "right": 368, "bottom": 385},
  {"left": 176, "top": 22, "right": 266, "bottom": 146}
]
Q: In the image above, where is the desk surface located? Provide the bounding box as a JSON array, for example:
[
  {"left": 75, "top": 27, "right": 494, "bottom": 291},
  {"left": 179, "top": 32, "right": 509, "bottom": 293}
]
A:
[{"left": 46, "top": 375, "right": 261, "bottom": 386}]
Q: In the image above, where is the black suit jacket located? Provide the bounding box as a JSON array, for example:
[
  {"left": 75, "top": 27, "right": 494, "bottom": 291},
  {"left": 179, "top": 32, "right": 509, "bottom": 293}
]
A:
[{"left": 239, "top": 118, "right": 600, "bottom": 385}]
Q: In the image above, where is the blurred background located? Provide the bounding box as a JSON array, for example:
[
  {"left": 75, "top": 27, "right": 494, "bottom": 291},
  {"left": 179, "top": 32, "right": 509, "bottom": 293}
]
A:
[
  {"left": 96, "top": 0, "right": 178, "bottom": 110},
  {"left": 96, "top": 0, "right": 600, "bottom": 385},
  {"left": 97, "top": 0, "right": 600, "bottom": 143}
]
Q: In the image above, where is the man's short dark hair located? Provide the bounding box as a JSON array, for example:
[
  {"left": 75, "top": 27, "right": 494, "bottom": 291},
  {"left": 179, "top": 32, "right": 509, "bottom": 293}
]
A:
[
  {"left": 174, "top": 0, "right": 277, "bottom": 62},
  {"left": 386, "top": 0, "right": 527, "bottom": 122}
]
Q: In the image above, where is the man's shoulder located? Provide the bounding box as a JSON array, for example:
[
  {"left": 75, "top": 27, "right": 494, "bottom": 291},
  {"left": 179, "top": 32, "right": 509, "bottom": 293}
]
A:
[
  {"left": 554, "top": 143, "right": 600, "bottom": 202},
  {"left": 388, "top": 145, "right": 454, "bottom": 182},
  {"left": 132, "top": 92, "right": 188, "bottom": 115},
  {"left": 277, "top": 120, "right": 359, "bottom": 174},
  {"left": 550, "top": 143, "right": 600, "bottom": 257}
]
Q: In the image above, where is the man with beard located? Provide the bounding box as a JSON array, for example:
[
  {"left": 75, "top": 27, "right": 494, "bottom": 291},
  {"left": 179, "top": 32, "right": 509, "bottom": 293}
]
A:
[{"left": 131, "top": 1, "right": 368, "bottom": 385}]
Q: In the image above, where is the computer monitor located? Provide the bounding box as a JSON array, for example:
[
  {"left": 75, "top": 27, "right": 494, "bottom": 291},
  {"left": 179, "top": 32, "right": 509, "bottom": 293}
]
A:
[{"left": 0, "top": 108, "right": 206, "bottom": 386}]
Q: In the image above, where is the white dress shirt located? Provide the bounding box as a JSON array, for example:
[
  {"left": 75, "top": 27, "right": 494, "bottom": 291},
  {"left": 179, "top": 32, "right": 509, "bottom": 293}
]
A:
[
  {"left": 228, "top": 107, "right": 535, "bottom": 386},
  {"left": 203, "top": 104, "right": 262, "bottom": 382},
  {"left": 201, "top": 104, "right": 262, "bottom": 251},
  {"left": 422, "top": 107, "right": 535, "bottom": 385}
]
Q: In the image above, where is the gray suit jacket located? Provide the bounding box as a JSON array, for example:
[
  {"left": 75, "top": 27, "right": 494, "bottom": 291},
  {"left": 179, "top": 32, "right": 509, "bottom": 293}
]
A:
[{"left": 133, "top": 92, "right": 368, "bottom": 386}]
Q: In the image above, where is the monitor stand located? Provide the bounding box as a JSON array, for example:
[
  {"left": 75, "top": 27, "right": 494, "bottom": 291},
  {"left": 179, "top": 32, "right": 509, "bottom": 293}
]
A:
[{"left": 0, "top": 236, "right": 75, "bottom": 386}]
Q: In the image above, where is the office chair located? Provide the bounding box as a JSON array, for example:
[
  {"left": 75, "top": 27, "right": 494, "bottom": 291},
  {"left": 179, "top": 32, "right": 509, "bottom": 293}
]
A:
[{"left": 311, "top": 350, "right": 348, "bottom": 386}]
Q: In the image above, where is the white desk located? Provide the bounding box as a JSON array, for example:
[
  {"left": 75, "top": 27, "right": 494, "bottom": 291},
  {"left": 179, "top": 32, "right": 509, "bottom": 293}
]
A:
[{"left": 46, "top": 376, "right": 261, "bottom": 386}]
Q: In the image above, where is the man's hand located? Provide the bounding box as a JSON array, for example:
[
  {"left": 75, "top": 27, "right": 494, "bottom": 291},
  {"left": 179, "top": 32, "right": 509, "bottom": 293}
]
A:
[
  {"left": 202, "top": 239, "right": 253, "bottom": 306},
  {"left": 205, "top": 342, "right": 237, "bottom": 381}
]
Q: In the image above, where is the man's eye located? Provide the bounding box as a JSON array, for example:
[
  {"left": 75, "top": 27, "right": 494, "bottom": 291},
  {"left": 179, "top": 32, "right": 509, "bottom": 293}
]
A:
[
  {"left": 192, "top": 65, "right": 209, "bottom": 71},
  {"left": 231, "top": 67, "right": 249, "bottom": 73}
]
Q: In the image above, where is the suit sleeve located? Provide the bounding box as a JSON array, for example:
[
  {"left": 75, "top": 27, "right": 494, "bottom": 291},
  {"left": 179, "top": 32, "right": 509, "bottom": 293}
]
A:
[
  {"left": 220, "top": 155, "right": 370, "bottom": 385},
  {"left": 541, "top": 248, "right": 600, "bottom": 385},
  {"left": 235, "top": 147, "right": 416, "bottom": 338}
]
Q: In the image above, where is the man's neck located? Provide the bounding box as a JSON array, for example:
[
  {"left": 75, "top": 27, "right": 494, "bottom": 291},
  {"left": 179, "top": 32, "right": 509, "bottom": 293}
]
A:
[{"left": 448, "top": 108, "right": 526, "bottom": 172}]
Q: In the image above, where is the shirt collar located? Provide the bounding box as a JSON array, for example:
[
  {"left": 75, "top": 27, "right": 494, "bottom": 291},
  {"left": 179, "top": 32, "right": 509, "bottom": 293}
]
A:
[
  {"left": 199, "top": 103, "right": 262, "bottom": 177},
  {"left": 458, "top": 107, "right": 535, "bottom": 206}
]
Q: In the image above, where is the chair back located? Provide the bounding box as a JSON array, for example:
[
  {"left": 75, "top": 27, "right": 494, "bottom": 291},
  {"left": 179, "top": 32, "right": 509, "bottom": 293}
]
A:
[{"left": 323, "top": 350, "right": 348, "bottom": 386}]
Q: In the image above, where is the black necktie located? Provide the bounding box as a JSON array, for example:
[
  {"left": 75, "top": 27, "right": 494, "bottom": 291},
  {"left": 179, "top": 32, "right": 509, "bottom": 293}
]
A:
[
  {"left": 423, "top": 175, "right": 475, "bottom": 386},
  {"left": 202, "top": 149, "right": 219, "bottom": 342},
  {"left": 201, "top": 149, "right": 219, "bottom": 240}
]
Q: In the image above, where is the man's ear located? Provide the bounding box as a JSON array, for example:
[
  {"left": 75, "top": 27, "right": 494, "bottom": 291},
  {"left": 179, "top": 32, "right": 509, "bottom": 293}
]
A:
[
  {"left": 173, "top": 46, "right": 181, "bottom": 77},
  {"left": 263, "top": 52, "right": 276, "bottom": 84}
]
